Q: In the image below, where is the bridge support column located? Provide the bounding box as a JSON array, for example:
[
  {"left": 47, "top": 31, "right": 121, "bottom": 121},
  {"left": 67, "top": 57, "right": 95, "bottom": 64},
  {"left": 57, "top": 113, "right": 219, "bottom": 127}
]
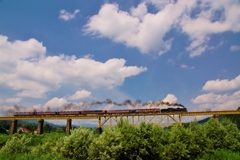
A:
[
  {"left": 66, "top": 118, "right": 72, "bottom": 134},
  {"left": 179, "top": 115, "right": 182, "bottom": 126},
  {"left": 9, "top": 120, "right": 18, "bottom": 134},
  {"left": 37, "top": 119, "right": 44, "bottom": 134},
  {"left": 213, "top": 114, "right": 219, "bottom": 122},
  {"left": 96, "top": 116, "right": 102, "bottom": 134}
]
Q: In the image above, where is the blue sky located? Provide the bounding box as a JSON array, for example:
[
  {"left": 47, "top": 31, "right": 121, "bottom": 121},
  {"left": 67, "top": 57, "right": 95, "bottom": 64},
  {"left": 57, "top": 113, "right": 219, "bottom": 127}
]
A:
[{"left": 0, "top": 0, "right": 240, "bottom": 118}]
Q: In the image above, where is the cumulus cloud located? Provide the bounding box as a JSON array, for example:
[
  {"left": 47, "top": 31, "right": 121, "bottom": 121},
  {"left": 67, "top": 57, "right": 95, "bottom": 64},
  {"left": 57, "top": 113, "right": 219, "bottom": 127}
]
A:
[
  {"left": 67, "top": 90, "right": 91, "bottom": 100},
  {"left": 0, "top": 35, "right": 147, "bottom": 98},
  {"left": 84, "top": 0, "right": 240, "bottom": 57},
  {"left": 192, "top": 75, "right": 240, "bottom": 111},
  {"left": 230, "top": 45, "right": 240, "bottom": 51},
  {"left": 202, "top": 75, "right": 240, "bottom": 92},
  {"left": 59, "top": 9, "right": 80, "bottom": 21},
  {"left": 84, "top": 1, "right": 194, "bottom": 55},
  {"left": 163, "top": 94, "right": 177, "bottom": 103},
  {"left": 180, "top": 0, "right": 240, "bottom": 57},
  {"left": 192, "top": 90, "right": 240, "bottom": 110},
  {"left": 44, "top": 97, "right": 68, "bottom": 109},
  {"left": 191, "top": 93, "right": 228, "bottom": 104},
  {"left": 5, "top": 98, "right": 22, "bottom": 104}
]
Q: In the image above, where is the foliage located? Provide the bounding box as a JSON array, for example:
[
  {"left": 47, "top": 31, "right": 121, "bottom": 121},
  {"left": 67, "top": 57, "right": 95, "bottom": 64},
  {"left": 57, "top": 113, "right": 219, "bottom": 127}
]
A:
[
  {"left": 21, "top": 123, "right": 37, "bottom": 133},
  {"left": 0, "top": 153, "right": 68, "bottom": 160},
  {"left": 60, "top": 127, "right": 95, "bottom": 159},
  {"left": 199, "top": 149, "right": 240, "bottom": 160},
  {"left": 88, "top": 127, "right": 123, "bottom": 160},
  {"left": 222, "top": 107, "right": 240, "bottom": 129},
  {"left": 0, "top": 121, "right": 11, "bottom": 130},
  {"left": 136, "top": 122, "right": 165, "bottom": 159},
  {"left": 165, "top": 124, "right": 191, "bottom": 159},
  {"left": 0, "top": 124, "right": 8, "bottom": 134},
  {"left": 0, "top": 134, "right": 32, "bottom": 154},
  {"left": 0, "top": 134, "right": 11, "bottom": 149},
  {"left": 55, "top": 127, "right": 65, "bottom": 133},
  {"left": 0, "top": 118, "right": 239, "bottom": 159}
]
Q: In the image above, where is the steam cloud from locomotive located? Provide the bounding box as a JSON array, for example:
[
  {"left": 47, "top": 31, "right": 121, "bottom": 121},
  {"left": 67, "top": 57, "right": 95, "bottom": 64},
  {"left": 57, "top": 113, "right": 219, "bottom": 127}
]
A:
[
  {"left": 64, "top": 99, "right": 185, "bottom": 111},
  {"left": 1, "top": 99, "right": 186, "bottom": 116}
]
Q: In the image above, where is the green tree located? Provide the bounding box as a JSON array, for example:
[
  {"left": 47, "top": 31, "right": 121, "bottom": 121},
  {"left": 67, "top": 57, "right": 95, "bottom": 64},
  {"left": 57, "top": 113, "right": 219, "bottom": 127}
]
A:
[
  {"left": 203, "top": 118, "right": 228, "bottom": 150},
  {"left": 44, "top": 124, "right": 50, "bottom": 133},
  {"left": 114, "top": 118, "right": 141, "bottom": 160},
  {"left": 88, "top": 127, "right": 123, "bottom": 160},
  {"left": 0, "top": 125, "right": 7, "bottom": 134},
  {"left": 0, "top": 134, "right": 32, "bottom": 154},
  {"left": 21, "top": 123, "right": 37, "bottom": 133},
  {"left": 135, "top": 122, "right": 165, "bottom": 160},
  {"left": 222, "top": 107, "right": 240, "bottom": 129},
  {"left": 60, "top": 127, "right": 95, "bottom": 159},
  {"left": 220, "top": 118, "right": 240, "bottom": 151},
  {"left": 187, "top": 120, "right": 212, "bottom": 157},
  {"left": 164, "top": 124, "right": 192, "bottom": 159},
  {"left": 55, "top": 128, "right": 64, "bottom": 133}
]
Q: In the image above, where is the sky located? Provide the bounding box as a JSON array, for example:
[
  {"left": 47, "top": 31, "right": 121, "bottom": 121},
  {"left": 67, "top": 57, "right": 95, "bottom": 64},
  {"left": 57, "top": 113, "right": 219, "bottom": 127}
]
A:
[{"left": 0, "top": 0, "right": 240, "bottom": 121}]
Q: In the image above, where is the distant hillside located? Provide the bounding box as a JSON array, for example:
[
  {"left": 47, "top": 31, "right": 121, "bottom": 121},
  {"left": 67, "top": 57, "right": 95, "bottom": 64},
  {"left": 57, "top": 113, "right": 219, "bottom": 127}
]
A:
[{"left": 198, "top": 117, "right": 211, "bottom": 124}]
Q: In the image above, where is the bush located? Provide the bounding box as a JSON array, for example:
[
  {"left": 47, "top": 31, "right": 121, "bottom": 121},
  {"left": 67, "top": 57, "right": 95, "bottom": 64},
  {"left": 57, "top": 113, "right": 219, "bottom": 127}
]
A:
[
  {"left": 0, "top": 153, "right": 68, "bottom": 160},
  {"left": 60, "top": 127, "right": 95, "bottom": 159},
  {"left": 199, "top": 149, "right": 240, "bottom": 160},
  {"left": 0, "top": 134, "right": 32, "bottom": 154}
]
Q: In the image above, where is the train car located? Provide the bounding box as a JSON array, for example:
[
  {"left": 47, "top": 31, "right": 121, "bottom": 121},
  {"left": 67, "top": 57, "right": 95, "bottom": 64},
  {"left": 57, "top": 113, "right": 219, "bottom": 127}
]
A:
[
  {"left": 81, "top": 110, "right": 106, "bottom": 115},
  {"left": 14, "top": 112, "right": 34, "bottom": 116},
  {"left": 136, "top": 108, "right": 161, "bottom": 113},
  {"left": 58, "top": 111, "right": 80, "bottom": 115},
  {"left": 36, "top": 112, "right": 57, "bottom": 115},
  {"left": 107, "top": 109, "right": 133, "bottom": 114}
]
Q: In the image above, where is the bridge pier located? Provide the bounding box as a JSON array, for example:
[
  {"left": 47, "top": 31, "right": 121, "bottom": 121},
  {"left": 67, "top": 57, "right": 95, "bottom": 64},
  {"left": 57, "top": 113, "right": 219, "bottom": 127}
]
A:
[
  {"left": 96, "top": 116, "right": 102, "bottom": 134},
  {"left": 37, "top": 119, "right": 44, "bottom": 134},
  {"left": 66, "top": 118, "right": 72, "bottom": 134},
  {"left": 213, "top": 114, "right": 220, "bottom": 122},
  {"left": 9, "top": 120, "right": 18, "bottom": 134}
]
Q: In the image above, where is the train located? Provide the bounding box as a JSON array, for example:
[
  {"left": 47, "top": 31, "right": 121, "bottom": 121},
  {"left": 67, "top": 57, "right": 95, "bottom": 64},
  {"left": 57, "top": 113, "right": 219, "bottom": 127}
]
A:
[{"left": 14, "top": 107, "right": 187, "bottom": 116}]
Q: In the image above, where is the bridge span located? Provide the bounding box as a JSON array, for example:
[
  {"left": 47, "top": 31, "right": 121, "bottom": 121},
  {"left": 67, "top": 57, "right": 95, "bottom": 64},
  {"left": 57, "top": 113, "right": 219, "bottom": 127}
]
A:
[{"left": 0, "top": 110, "right": 240, "bottom": 134}]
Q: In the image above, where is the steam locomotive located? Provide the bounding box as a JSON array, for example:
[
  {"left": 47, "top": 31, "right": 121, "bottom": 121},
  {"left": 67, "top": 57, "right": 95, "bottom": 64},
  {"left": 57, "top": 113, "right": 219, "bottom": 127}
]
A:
[{"left": 14, "top": 107, "right": 187, "bottom": 116}]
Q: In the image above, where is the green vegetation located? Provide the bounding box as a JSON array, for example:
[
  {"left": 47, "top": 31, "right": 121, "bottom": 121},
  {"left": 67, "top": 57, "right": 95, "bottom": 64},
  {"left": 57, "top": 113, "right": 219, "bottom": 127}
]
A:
[
  {"left": 222, "top": 107, "right": 240, "bottom": 129},
  {"left": 0, "top": 117, "right": 239, "bottom": 160}
]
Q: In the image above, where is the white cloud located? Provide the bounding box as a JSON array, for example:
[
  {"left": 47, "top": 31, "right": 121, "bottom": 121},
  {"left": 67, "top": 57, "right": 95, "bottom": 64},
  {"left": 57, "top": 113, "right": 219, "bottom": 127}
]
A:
[
  {"left": 67, "top": 90, "right": 91, "bottom": 100},
  {"left": 202, "top": 75, "right": 240, "bottom": 92},
  {"left": 180, "top": 0, "right": 240, "bottom": 57},
  {"left": 191, "top": 93, "right": 228, "bottom": 104},
  {"left": 5, "top": 98, "right": 22, "bottom": 104},
  {"left": 84, "top": 1, "right": 194, "bottom": 55},
  {"left": 192, "top": 90, "right": 240, "bottom": 111},
  {"left": 192, "top": 75, "right": 240, "bottom": 111},
  {"left": 180, "top": 64, "right": 195, "bottom": 69},
  {"left": 0, "top": 35, "right": 147, "bottom": 98},
  {"left": 59, "top": 9, "right": 80, "bottom": 21},
  {"left": 84, "top": 0, "right": 240, "bottom": 57},
  {"left": 44, "top": 97, "right": 68, "bottom": 109},
  {"left": 130, "top": 2, "right": 147, "bottom": 18},
  {"left": 230, "top": 45, "right": 240, "bottom": 51},
  {"left": 163, "top": 94, "right": 177, "bottom": 103}
]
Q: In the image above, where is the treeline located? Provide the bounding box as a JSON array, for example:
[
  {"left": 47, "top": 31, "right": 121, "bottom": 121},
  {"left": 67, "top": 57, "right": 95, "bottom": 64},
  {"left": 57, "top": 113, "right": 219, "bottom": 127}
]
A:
[
  {"left": 0, "top": 117, "right": 240, "bottom": 160},
  {"left": 0, "top": 121, "right": 68, "bottom": 134}
]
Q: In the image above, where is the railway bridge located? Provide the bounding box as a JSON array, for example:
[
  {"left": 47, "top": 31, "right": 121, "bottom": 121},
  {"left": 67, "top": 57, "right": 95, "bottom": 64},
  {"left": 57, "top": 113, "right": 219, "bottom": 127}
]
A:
[{"left": 0, "top": 110, "right": 240, "bottom": 134}]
